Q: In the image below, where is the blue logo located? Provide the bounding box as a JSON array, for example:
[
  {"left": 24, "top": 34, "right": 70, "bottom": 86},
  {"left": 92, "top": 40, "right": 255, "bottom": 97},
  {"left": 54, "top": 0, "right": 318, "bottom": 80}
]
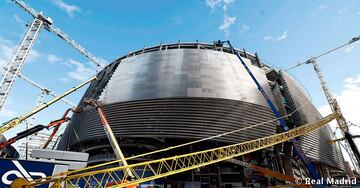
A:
[{"left": 0, "top": 158, "right": 60, "bottom": 188}]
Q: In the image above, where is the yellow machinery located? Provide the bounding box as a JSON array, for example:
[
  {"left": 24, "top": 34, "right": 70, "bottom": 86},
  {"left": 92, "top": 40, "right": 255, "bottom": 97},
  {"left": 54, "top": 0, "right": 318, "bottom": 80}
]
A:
[
  {"left": 329, "top": 135, "right": 360, "bottom": 144},
  {"left": 0, "top": 76, "right": 96, "bottom": 134},
  {"left": 12, "top": 112, "right": 338, "bottom": 188}
]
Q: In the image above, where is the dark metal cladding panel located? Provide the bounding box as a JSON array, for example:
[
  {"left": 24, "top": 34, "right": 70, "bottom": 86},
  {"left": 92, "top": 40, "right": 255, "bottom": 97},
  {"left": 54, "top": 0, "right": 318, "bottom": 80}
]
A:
[
  {"left": 58, "top": 97, "right": 276, "bottom": 150},
  {"left": 280, "top": 72, "right": 345, "bottom": 170},
  {"left": 58, "top": 48, "right": 277, "bottom": 152}
]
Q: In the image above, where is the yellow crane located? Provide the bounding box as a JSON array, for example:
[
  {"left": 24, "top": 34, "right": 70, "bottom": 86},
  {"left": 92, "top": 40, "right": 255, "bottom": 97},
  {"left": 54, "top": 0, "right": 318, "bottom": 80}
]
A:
[
  {"left": 0, "top": 76, "right": 96, "bottom": 134},
  {"left": 11, "top": 112, "right": 338, "bottom": 188}
]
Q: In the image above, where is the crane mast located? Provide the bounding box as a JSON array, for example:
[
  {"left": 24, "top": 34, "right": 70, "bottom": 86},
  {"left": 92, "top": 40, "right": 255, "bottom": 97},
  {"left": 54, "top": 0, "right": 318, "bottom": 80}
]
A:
[
  {"left": 0, "top": 18, "right": 43, "bottom": 111},
  {"left": 286, "top": 35, "right": 360, "bottom": 172},
  {"left": 0, "top": 0, "right": 105, "bottom": 111},
  {"left": 309, "top": 59, "right": 360, "bottom": 171}
]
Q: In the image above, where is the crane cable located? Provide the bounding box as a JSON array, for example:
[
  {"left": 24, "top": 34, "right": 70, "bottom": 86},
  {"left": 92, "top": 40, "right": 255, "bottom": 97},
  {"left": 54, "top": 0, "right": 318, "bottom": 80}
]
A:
[
  {"left": 65, "top": 95, "right": 315, "bottom": 176},
  {"left": 284, "top": 35, "right": 360, "bottom": 71}
]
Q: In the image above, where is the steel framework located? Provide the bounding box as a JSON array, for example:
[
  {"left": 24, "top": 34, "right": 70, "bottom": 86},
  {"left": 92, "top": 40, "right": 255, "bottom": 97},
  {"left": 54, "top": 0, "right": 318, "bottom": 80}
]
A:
[
  {"left": 19, "top": 112, "right": 338, "bottom": 188},
  {"left": 0, "top": 0, "right": 104, "bottom": 111},
  {"left": 0, "top": 18, "right": 43, "bottom": 110}
]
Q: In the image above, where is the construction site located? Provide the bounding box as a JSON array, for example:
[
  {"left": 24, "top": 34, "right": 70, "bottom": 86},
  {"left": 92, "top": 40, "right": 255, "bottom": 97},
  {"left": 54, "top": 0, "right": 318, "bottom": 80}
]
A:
[{"left": 0, "top": 0, "right": 359, "bottom": 188}]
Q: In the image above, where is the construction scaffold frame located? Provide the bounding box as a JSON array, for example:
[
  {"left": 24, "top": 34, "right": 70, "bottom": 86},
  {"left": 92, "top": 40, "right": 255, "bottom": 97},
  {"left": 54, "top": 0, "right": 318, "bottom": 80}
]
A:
[{"left": 21, "top": 112, "right": 338, "bottom": 188}]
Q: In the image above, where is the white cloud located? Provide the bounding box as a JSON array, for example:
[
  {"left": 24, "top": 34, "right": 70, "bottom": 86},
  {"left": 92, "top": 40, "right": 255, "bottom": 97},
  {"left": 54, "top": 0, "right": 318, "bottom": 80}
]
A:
[
  {"left": 344, "top": 45, "right": 355, "bottom": 53},
  {"left": 27, "top": 50, "right": 41, "bottom": 63},
  {"left": 13, "top": 14, "right": 24, "bottom": 25},
  {"left": 222, "top": 0, "right": 235, "bottom": 11},
  {"left": 319, "top": 74, "right": 360, "bottom": 136},
  {"left": 239, "top": 24, "right": 250, "bottom": 34},
  {"left": 171, "top": 16, "right": 182, "bottom": 25},
  {"left": 47, "top": 54, "right": 62, "bottom": 63},
  {"left": 0, "top": 107, "right": 16, "bottom": 118},
  {"left": 59, "top": 77, "right": 70, "bottom": 84},
  {"left": 52, "top": 0, "right": 81, "bottom": 17},
  {"left": 219, "top": 15, "right": 236, "bottom": 36},
  {"left": 97, "top": 57, "right": 108, "bottom": 68},
  {"left": 0, "top": 37, "right": 42, "bottom": 67},
  {"left": 318, "top": 74, "right": 360, "bottom": 169},
  {"left": 205, "top": 0, "right": 222, "bottom": 12},
  {"left": 337, "top": 7, "right": 347, "bottom": 14},
  {"left": 263, "top": 29, "right": 288, "bottom": 42},
  {"left": 264, "top": 35, "right": 272, "bottom": 41},
  {"left": 205, "top": 0, "right": 235, "bottom": 12},
  {"left": 276, "top": 30, "right": 288, "bottom": 41},
  {"left": 317, "top": 4, "right": 328, "bottom": 11},
  {"left": 0, "top": 37, "right": 15, "bottom": 67},
  {"left": 65, "top": 59, "right": 96, "bottom": 82}
]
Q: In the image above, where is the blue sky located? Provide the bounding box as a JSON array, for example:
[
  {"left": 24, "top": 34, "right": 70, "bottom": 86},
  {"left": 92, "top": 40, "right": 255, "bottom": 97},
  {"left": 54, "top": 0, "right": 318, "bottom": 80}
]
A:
[{"left": 0, "top": 0, "right": 360, "bottom": 163}]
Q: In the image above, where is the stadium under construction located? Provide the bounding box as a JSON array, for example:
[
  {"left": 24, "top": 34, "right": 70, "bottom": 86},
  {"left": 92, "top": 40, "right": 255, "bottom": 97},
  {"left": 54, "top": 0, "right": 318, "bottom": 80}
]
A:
[
  {"left": 0, "top": 0, "right": 360, "bottom": 187},
  {"left": 53, "top": 42, "right": 346, "bottom": 187}
]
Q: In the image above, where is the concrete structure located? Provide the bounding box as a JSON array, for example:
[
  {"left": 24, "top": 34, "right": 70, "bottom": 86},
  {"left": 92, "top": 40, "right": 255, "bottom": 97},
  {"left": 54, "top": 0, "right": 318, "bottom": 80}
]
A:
[{"left": 58, "top": 42, "right": 346, "bottom": 187}]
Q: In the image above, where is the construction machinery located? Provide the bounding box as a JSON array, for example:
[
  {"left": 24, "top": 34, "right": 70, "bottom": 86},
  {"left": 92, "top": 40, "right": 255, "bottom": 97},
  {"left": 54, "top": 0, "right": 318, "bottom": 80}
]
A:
[
  {"left": 226, "top": 158, "right": 308, "bottom": 187},
  {"left": 12, "top": 112, "right": 338, "bottom": 187},
  {"left": 1, "top": 67, "right": 76, "bottom": 108},
  {"left": 41, "top": 108, "right": 73, "bottom": 149},
  {"left": 18, "top": 73, "right": 76, "bottom": 108},
  {"left": 0, "top": 117, "right": 69, "bottom": 150},
  {"left": 285, "top": 35, "right": 360, "bottom": 171},
  {"left": 0, "top": 0, "right": 105, "bottom": 112},
  {"left": 0, "top": 76, "right": 96, "bottom": 134},
  {"left": 214, "top": 40, "right": 322, "bottom": 180},
  {"left": 83, "top": 98, "right": 135, "bottom": 178},
  {"left": 329, "top": 135, "right": 360, "bottom": 144}
]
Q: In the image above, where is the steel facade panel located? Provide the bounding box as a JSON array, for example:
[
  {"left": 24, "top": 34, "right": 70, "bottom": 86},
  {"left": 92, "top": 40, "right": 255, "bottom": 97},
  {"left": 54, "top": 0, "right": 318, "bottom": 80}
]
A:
[{"left": 58, "top": 48, "right": 277, "bottom": 151}]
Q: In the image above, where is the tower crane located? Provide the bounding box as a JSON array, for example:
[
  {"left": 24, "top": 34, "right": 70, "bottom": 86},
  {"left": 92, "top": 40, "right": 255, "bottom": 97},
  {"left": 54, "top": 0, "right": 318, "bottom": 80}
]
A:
[
  {"left": 17, "top": 73, "right": 76, "bottom": 108},
  {"left": 285, "top": 35, "right": 360, "bottom": 171},
  {"left": 0, "top": 0, "right": 105, "bottom": 111}
]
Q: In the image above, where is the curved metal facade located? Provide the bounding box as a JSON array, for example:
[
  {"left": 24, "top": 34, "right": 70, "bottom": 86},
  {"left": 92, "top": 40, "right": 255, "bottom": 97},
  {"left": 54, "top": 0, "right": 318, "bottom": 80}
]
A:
[
  {"left": 57, "top": 42, "right": 345, "bottom": 174},
  {"left": 57, "top": 43, "right": 277, "bottom": 151},
  {"left": 280, "top": 72, "right": 345, "bottom": 170}
]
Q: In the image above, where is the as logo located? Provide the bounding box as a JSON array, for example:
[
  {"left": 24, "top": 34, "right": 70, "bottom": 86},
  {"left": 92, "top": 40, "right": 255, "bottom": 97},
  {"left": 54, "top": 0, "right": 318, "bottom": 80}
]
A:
[{"left": 1, "top": 160, "right": 46, "bottom": 185}]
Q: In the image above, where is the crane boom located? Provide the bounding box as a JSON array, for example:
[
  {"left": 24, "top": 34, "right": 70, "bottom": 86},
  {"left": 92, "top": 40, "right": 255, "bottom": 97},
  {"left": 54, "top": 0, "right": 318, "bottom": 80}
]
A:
[
  {"left": 11, "top": 0, "right": 39, "bottom": 19},
  {"left": 1, "top": 66, "right": 75, "bottom": 107},
  {"left": 11, "top": 0, "right": 105, "bottom": 68},
  {"left": 286, "top": 35, "right": 360, "bottom": 71},
  {"left": 18, "top": 113, "right": 338, "bottom": 188},
  {"left": 48, "top": 25, "right": 104, "bottom": 68},
  {"left": 0, "top": 76, "right": 96, "bottom": 134},
  {"left": 17, "top": 73, "right": 76, "bottom": 107}
]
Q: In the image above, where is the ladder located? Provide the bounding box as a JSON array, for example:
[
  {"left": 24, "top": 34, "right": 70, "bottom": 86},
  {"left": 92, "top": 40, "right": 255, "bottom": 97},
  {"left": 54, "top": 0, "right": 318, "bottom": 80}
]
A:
[{"left": 0, "top": 18, "right": 43, "bottom": 111}]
